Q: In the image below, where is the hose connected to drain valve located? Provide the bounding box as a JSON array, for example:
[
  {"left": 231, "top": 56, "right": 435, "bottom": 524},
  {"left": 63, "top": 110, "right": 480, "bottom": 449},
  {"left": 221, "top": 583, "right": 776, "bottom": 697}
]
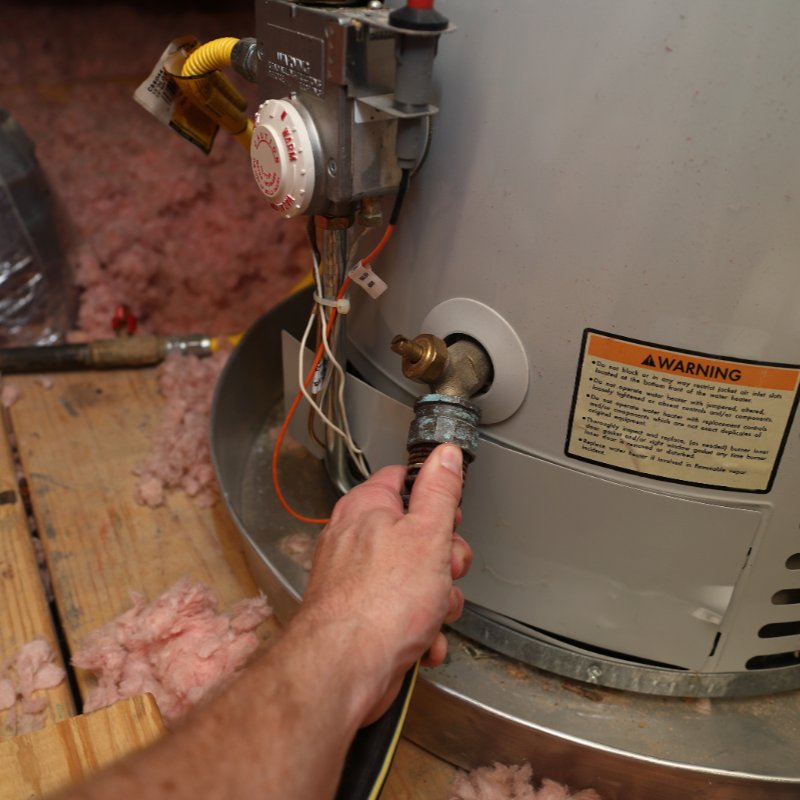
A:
[
  {"left": 392, "top": 333, "right": 492, "bottom": 503},
  {"left": 334, "top": 332, "right": 491, "bottom": 800}
]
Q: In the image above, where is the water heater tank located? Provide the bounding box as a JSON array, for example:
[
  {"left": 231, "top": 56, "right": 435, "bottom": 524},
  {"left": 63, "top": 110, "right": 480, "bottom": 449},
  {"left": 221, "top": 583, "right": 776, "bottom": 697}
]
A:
[{"left": 343, "top": 0, "right": 800, "bottom": 693}]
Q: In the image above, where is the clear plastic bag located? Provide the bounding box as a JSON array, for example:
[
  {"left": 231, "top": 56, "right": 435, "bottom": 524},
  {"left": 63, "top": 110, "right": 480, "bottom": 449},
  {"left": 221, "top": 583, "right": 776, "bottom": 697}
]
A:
[{"left": 0, "top": 109, "right": 71, "bottom": 346}]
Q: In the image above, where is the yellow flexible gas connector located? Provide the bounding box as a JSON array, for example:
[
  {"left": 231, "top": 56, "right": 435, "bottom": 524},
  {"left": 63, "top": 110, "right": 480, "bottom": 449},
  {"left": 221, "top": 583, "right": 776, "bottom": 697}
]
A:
[
  {"left": 179, "top": 37, "right": 253, "bottom": 150},
  {"left": 183, "top": 36, "right": 238, "bottom": 76}
]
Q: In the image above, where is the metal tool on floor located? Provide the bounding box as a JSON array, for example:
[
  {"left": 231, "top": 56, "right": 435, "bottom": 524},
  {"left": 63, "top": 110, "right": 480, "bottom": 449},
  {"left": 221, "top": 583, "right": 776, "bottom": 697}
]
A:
[{"left": 0, "top": 333, "right": 241, "bottom": 374}]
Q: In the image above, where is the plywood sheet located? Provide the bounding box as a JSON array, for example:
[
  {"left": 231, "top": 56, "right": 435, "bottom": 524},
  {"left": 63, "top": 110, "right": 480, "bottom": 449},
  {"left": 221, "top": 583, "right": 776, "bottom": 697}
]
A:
[
  {"left": 0, "top": 693, "right": 164, "bottom": 799},
  {"left": 8, "top": 371, "right": 278, "bottom": 699},
  {"left": 7, "top": 369, "right": 455, "bottom": 797},
  {"left": 0, "top": 408, "right": 74, "bottom": 737}
]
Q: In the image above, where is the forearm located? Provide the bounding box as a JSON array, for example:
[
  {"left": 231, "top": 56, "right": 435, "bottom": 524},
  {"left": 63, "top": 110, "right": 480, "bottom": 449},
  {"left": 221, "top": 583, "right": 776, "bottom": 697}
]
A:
[
  {"left": 55, "top": 610, "right": 381, "bottom": 800},
  {"left": 54, "top": 447, "right": 467, "bottom": 800}
]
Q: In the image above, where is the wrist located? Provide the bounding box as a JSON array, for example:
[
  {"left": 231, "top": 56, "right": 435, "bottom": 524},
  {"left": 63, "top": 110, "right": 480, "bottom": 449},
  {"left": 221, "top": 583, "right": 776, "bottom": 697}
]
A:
[{"left": 283, "top": 604, "right": 392, "bottom": 730}]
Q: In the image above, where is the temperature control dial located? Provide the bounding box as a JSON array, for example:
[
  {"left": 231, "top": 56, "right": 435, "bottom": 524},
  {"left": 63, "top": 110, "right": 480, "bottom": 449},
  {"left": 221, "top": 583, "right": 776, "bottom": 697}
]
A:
[{"left": 250, "top": 98, "right": 316, "bottom": 218}]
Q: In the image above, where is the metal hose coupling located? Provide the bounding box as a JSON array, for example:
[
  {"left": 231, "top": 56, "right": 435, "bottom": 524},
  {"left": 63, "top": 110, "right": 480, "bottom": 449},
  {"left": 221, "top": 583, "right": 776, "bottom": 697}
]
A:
[
  {"left": 403, "top": 394, "right": 481, "bottom": 505},
  {"left": 391, "top": 332, "right": 492, "bottom": 506}
]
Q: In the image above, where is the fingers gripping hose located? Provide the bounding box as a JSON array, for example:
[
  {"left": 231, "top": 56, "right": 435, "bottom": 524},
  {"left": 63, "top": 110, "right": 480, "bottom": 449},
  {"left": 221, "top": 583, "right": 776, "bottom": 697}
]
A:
[{"left": 179, "top": 38, "right": 254, "bottom": 150}]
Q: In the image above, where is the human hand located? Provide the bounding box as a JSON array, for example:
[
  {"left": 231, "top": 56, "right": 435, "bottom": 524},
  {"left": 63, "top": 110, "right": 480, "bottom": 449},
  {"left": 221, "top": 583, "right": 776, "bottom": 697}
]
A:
[{"left": 299, "top": 444, "right": 472, "bottom": 725}]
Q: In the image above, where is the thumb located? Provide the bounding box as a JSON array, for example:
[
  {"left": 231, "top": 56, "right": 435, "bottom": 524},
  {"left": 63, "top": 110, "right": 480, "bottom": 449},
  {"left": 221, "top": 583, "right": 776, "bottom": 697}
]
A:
[{"left": 406, "top": 444, "right": 463, "bottom": 533}]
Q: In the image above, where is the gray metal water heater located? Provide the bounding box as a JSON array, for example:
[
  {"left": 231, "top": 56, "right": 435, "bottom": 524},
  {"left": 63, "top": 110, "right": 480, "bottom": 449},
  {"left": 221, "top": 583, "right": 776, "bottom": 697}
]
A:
[
  {"left": 214, "top": 0, "right": 800, "bottom": 796},
  {"left": 345, "top": 0, "right": 800, "bottom": 693}
]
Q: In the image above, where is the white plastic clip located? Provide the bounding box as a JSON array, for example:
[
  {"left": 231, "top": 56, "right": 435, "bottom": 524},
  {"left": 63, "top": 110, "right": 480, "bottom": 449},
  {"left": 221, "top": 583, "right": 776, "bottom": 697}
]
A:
[
  {"left": 313, "top": 293, "right": 351, "bottom": 315},
  {"left": 348, "top": 261, "right": 388, "bottom": 299}
]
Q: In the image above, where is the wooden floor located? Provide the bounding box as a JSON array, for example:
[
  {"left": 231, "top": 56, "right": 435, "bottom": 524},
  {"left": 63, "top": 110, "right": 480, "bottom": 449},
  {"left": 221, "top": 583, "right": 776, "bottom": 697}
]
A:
[{"left": 0, "top": 367, "right": 456, "bottom": 798}]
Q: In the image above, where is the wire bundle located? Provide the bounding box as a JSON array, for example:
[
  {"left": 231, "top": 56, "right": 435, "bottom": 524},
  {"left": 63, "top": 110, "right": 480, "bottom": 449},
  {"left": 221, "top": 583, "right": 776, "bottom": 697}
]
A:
[
  {"left": 271, "top": 172, "right": 410, "bottom": 524},
  {"left": 299, "top": 226, "right": 371, "bottom": 481}
]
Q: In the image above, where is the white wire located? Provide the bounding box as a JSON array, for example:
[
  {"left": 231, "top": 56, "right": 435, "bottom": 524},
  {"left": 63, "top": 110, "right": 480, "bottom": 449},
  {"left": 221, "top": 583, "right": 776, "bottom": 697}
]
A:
[
  {"left": 299, "top": 305, "right": 369, "bottom": 478},
  {"left": 322, "top": 239, "right": 372, "bottom": 477},
  {"left": 301, "top": 232, "right": 371, "bottom": 478},
  {"left": 311, "top": 246, "right": 369, "bottom": 471},
  {"left": 310, "top": 246, "right": 335, "bottom": 401},
  {"left": 297, "top": 311, "right": 354, "bottom": 445},
  {"left": 318, "top": 304, "right": 370, "bottom": 478}
]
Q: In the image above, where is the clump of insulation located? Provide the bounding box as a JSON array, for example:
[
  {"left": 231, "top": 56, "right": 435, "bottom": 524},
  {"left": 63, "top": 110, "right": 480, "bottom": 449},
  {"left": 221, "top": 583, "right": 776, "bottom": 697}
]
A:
[
  {"left": 133, "top": 351, "right": 228, "bottom": 508},
  {"left": 278, "top": 531, "right": 317, "bottom": 572},
  {"left": 1, "top": 5, "right": 308, "bottom": 342},
  {"left": 72, "top": 578, "right": 271, "bottom": 723},
  {"left": 449, "top": 763, "right": 603, "bottom": 800},
  {"left": 0, "top": 383, "right": 21, "bottom": 408},
  {"left": 0, "top": 637, "right": 66, "bottom": 735}
]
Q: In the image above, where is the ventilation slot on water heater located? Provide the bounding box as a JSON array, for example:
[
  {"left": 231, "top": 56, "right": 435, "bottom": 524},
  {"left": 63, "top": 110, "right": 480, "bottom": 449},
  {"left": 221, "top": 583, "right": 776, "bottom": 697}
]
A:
[
  {"left": 758, "top": 621, "right": 800, "bottom": 638},
  {"left": 744, "top": 554, "right": 800, "bottom": 670},
  {"left": 746, "top": 652, "right": 800, "bottom": 670},
  {"left": 772, "top": 589, "right": 800, "bottom": 605}
]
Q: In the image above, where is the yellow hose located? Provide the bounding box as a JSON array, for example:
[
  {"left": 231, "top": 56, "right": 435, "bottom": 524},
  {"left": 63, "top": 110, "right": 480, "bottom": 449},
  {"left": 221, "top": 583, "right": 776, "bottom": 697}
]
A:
[
  {"left": 179, "top": 38, "right": 253, "bottom": 150},
  {"left": 182, "top": 37, "right": 238, "bottom": 76}
]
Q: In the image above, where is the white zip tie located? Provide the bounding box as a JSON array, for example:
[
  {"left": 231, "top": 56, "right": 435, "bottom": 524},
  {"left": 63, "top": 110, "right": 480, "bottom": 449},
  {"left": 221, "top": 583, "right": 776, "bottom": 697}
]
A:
[{"left": 313, "top": 293, "right": 351, "bottom": 315}]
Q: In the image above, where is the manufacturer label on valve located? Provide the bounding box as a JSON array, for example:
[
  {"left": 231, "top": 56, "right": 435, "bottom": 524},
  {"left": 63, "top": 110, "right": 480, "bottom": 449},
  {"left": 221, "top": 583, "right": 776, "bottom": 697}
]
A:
[{"left": 133, "top": 37, "right": 219, "bottom": 154}]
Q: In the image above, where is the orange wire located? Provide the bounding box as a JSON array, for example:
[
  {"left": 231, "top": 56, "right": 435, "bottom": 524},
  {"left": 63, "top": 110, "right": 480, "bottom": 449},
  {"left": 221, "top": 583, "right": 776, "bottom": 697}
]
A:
[
  {"left": 361, "top": 224, "right": 394, "bottom": 266},
  {"left": 271, "top": 225, "right": 395, "bottom": 524}
]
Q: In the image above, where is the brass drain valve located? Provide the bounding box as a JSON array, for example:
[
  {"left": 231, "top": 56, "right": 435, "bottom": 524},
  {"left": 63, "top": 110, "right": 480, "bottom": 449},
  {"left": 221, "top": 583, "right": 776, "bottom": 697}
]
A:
[{"left": 391, "top": 333, "right": 492, "bottom": 504}]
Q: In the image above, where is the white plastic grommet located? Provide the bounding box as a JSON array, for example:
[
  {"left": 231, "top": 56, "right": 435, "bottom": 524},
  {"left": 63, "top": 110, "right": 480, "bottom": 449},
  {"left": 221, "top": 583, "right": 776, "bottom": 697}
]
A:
[
  {"left": 251, "top": 98, "right": 316, "bottom": 218},
  {"left": 420, "top": 298, "right": 530, "bottom": 424}
]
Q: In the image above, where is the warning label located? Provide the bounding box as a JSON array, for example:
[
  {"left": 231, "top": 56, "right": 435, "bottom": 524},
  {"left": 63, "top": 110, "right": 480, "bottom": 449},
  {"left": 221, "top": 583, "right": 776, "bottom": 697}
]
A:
[{"left": 566, "top": 331, "right": 800, "bottom": 492}]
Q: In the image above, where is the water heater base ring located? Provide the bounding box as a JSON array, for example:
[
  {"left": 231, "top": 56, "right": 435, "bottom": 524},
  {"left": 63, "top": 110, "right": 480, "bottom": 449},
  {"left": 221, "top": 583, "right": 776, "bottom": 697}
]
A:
[{"left": 453, "top": 604, "right": 800, "bottom": 698}]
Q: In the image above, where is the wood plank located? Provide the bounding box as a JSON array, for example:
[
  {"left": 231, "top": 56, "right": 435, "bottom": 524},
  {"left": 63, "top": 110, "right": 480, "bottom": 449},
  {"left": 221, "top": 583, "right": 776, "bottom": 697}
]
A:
[
  {"left": 0, "top": 410, "right": 75, "bottom": 738},
  {"left": 384, "top": 739, "right": 458, "bottom": 800},
  {"left": 0, "top": 693, "right": 165, "bottom": 799},
  {"left": 7, "top": 369, "right": 456, "bottom": 796},
  {"left": 8, "top": 370, "right": 279, "bottom": 700}
]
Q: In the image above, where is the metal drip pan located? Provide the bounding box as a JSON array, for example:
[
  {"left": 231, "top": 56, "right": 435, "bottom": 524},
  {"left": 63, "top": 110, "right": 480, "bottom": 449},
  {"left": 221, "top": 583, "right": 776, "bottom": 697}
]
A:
[{"left": 210, "top": 291, "right": 800, "bottom": 800}]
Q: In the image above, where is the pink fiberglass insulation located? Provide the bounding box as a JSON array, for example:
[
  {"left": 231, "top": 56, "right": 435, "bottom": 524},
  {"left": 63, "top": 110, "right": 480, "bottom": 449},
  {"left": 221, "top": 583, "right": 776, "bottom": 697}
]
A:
[
  {"left": 278, "top": 531, "right": 317, "bottom": 572},
  {"left": 72, "top": 578, "right": 272, "bottom": 723},
  {"left": 0, "top": 2, "right": 308, "bottom": 340},
  {"left": 449, "top": 763, "right": 603, "bottom": 800},
  {"left": 1, "top": 637, "right": 66, "bottom": 735},
  {"left": 0, "top": 679, "right": 15, "bottom": 711},
  {"left": 1, "top": 383, "right": 21, "bottom": 408},
  {"left": 133, "top": 351, "right": 228, "bottom": 508},
  {"left": 2, "top": 2, "right": 310, "bottom": 507}
]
